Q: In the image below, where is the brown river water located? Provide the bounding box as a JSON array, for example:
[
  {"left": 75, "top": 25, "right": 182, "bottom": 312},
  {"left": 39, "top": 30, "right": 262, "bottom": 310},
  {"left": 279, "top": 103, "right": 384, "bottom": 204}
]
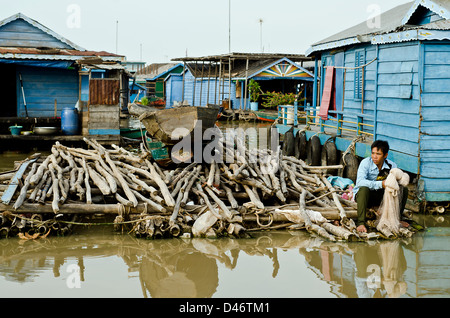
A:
[{"left": 0, "top": 122, "right": 449, "bottom": 299}]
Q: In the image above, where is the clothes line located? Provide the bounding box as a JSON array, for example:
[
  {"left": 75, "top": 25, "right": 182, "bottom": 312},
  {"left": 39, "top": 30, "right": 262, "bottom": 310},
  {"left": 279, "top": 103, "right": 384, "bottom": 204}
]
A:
[{"left": 324, "top": 58, "right": 377, "bottom": 70}]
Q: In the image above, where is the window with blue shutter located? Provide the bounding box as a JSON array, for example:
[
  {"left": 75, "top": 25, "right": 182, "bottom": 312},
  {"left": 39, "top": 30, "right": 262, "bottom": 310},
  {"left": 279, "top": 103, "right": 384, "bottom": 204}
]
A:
[{"left": 354, "top": 50, "right": 365, "bottom": 100}]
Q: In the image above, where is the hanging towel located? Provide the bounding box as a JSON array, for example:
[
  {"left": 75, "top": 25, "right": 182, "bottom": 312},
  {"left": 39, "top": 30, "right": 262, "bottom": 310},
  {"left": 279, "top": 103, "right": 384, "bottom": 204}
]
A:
[{"left": 318, "top": 66, "right": 336, "bottom": 120}]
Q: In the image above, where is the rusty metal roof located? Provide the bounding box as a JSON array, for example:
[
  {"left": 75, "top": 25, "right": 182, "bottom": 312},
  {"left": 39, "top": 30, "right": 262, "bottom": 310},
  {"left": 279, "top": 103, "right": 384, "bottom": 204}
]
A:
[
  {"left": 0, "top": 47, "right": 125, "bottom": 62},
  {"left": 172, "top": 52, "right": 311, "bottom": 63}
]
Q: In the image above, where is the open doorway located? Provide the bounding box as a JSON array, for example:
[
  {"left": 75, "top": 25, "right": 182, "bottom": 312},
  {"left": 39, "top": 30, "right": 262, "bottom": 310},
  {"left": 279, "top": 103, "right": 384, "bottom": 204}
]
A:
[{"left": 0, "top": 64, "right": 17, "bottom": 117}]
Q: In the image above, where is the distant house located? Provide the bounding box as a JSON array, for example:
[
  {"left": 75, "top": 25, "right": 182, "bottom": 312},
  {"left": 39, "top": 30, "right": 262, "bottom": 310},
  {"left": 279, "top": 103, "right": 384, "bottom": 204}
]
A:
[
  {"left": 129, "top": 82, "right": 147, "bottom": 103},
  {"left": 0, "top": 13, "right": 131, "bottom": 137},
  {"left": 123, "top": 60, "right": 146, "bottom": 75},
  {"left": 168, "top": 53, "right": 314, "bottom": 110},
  {"left": 135, "top": 63, "right": 184, "bottom": 101},
  {"left": 303, "top": 0, "right": 450, "bottom": 202}
]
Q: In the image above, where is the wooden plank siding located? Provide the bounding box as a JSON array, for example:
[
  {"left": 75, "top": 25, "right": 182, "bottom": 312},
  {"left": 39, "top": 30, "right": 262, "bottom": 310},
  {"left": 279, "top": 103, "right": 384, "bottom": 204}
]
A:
[
  {"left": 375, "top": 42, "right": 420, "bottom": 158},
  {"left": 87, "top": 104, "right": 120, "bottom": 135},
  {"left": 419, "top": 42, "right": 450, "bottom": 201},
  {"left": 87, "top": 79, "right": 120, "bottom": 136},
  {"left": 15, "top": 66, "right": 79, "bottom": 117},
  {"left": 0, "top": 19, "right": 72, "bottom": 49},
  {"left": 181, "top": 71, "right": 236, "bottom": 108},
  {"left": 319, "top": 44, "right": 377, "bottom": 136}
]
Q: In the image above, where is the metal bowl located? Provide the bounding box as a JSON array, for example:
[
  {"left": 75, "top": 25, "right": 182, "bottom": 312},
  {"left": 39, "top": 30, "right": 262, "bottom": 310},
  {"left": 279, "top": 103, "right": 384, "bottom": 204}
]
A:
[{"left": 34, "top": 127, "right": 59, "bottom": 135}]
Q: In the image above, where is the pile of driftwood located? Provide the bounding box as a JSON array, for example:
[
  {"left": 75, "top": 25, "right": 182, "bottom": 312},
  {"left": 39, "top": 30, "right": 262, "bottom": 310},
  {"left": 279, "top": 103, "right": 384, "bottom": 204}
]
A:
[{"left": 0, "top": 135, "right": 417, "bottom": 241}]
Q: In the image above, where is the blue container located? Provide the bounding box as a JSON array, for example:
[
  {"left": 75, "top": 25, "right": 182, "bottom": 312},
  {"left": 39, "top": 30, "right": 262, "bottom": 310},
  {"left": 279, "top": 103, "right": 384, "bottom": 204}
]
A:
[
  {"left": 9, "top": 126, "right": 23, "bottom": 136},
  {"left": 250, "top": 102, "right": 259, "bottom": 111},
  {"left": 61, "top": 108, "right": 79, "bottom": 135}
]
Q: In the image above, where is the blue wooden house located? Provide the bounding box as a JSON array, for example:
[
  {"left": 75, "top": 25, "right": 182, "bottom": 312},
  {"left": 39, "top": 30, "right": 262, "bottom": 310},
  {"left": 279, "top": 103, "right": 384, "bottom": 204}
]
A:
[
  {"left": 0, "top": 13, "right": 129, "bottom": 138},
  {"left": 129, "top": 82, "right": 147, "bottom": 103},
  {"left": 167, "top": 53, "right": 314, "bottom": 110},
  {"left": 280, "top": 0, "right": 450, "bottom": 202}
]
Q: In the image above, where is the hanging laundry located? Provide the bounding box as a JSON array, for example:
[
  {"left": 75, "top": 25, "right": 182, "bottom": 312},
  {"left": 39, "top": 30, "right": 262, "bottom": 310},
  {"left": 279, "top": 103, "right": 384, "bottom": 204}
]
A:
[{"left": 318, "top": 66, "right": 336, "bottom": 120}]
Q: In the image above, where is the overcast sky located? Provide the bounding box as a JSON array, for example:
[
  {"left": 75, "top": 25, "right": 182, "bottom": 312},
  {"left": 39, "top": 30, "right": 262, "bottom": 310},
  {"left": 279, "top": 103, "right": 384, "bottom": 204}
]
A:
[{"left": 3, "top": 0, "right": 410, "bottom": 63}]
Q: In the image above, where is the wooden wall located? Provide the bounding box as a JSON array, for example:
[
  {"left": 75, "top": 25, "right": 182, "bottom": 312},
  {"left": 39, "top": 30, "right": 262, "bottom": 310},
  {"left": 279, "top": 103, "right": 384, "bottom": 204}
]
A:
[
  {"left": 420, "top": 41, "right": 450, "bottom": 201},
  {"left": 317, "top": 39, "right": 450, "bottom": 201},
  {"left": 15, "top": 66, "right": 79, "bottom": 117},
  {"left": 0, "top": 18, "right": 72, "bottom": 49},
  {"left": 87, "top": 78, "right": 120, "bottom": 136},
  {"left": 375, "top": 42, "right": 420, "bottom": 158}
]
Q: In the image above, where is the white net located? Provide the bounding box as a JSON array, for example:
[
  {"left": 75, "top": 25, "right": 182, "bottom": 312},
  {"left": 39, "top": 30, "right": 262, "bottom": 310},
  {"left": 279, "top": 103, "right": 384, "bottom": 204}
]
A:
[{"left": 376, "top": 168, "right": 409, "bottom": 237}]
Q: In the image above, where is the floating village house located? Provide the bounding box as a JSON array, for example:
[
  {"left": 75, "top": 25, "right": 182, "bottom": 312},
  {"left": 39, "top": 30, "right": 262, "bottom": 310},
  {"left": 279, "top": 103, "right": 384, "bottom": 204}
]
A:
[
  {"left": 294, "top": 0, "right": 450, "bottom": 202},
  {"left": 134, "top": 63, "right": 184, "bottom": 105},
  {"left": 0, "top": 13, "right": 131, "bottom": 144},
  {"left": 166, "top": 53, "right": 314, "bottom": 110}
]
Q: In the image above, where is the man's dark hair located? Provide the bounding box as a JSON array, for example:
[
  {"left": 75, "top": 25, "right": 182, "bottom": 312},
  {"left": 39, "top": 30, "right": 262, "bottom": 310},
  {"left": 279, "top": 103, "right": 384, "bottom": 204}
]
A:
[{"left": 371, "top": 140, "right": 389, "bottom": 155}]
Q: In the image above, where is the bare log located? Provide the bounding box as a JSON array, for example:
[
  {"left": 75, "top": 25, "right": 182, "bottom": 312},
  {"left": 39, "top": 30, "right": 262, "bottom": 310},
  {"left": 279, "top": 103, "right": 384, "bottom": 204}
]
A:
[
  {"left": 321, "top": 176, "right": 348, "bottom": 221},
  {"left": 13, "top": 163, "right": 37, "bottom": 210},
  {"left": 95, "top": 161, "right": 117, "bottom": 194},
  {"left": 145, "top": 159, "right": 175, "bottom": 207},
  {"left": 299, "top": 189, "right": 312, "bottom": 231}
]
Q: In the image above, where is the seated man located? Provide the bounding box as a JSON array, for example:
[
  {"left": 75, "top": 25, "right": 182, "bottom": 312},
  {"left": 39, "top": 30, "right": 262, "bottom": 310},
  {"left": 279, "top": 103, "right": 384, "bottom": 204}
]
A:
[{"left": 353, "top": 140, "right": 409, "bottom": 233}]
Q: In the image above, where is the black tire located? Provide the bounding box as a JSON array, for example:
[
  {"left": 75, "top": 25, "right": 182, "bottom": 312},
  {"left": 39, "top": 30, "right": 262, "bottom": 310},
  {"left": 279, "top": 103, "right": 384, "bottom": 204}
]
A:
[
  {"left": 321, "top": 140, "right": 338, "bottom": 174},
  {"left": 307, "top": 135, "right": 321, "bottom": 166},
  {"left": 294, "top": 131, "right": 307, "bottom": 160},
  {"left": 339, "top": 153, "right": 359, "bottom": 183},
  {"left": 282, "top": 127, "right": 295, "bottom": 157}
]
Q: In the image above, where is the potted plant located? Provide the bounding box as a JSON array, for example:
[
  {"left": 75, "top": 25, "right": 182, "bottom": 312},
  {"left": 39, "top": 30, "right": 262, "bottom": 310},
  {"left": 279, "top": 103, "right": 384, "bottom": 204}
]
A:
[{"left": 248, "top": 79, "right": 261, "bottom": 111}]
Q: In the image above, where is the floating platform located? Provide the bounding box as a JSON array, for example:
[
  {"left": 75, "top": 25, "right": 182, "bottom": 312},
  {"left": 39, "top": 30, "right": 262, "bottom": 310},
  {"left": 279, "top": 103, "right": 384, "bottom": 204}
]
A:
[{"left": 0, "top": 135, "right": 425, "bottom": 242}]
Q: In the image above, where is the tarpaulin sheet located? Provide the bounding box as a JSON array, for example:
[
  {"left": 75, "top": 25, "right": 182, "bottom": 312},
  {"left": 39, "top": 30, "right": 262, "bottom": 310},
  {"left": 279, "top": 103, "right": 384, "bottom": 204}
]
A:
[{"left": 0, "top": 59, "right": 73, "bottom": 69}]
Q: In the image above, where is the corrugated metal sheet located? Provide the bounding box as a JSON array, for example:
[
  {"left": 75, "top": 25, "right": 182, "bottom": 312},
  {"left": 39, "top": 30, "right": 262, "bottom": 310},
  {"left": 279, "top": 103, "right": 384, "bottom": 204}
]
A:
[
  {"left": 307, "top": 0, "right": 450, "bottom": 55},
  {"left": 0, "top": 47, "right": 124, "bottom": 62},
  {"left": 88, "top": 79, "right": 120, "bottom": 105}
]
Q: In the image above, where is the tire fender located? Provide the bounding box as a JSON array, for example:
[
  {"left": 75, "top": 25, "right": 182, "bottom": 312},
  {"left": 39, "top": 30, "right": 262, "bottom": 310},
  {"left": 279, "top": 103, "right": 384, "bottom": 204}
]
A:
[
  {"left": 307, "top": 135, "right": 321, "bottom": 166},
  {"left": 282, "top": 127, "right": 295, "bottom": 157},
  {"left": 339, "top": 152, "right": 359, "bottom": 183},
  {"left": 321, "top": 140, "right": 338, "bottom": 174},
  {"left": 294, "top": 131, "right": 307, "bottom": 160}
]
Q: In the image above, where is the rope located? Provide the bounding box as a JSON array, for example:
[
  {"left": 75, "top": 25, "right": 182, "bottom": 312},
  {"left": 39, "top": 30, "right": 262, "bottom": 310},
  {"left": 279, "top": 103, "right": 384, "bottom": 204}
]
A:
[
  {"left": 341, "top": 136, "right": 365, "bottom": 168},
  {"left": 6, "top": 211, "right": 144, "bottom": 227},
  {"left": 255, "top": 210, "right": 274, "bottom": 228}
]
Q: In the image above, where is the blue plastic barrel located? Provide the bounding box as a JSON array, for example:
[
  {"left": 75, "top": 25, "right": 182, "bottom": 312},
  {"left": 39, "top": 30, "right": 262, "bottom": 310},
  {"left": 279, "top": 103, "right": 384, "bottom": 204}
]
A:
[
  {"left": 61, "top": 108, "right": 79, "bottom": 135},
  {"left": 250, "top": 102, "right": 259, "bottom": 111}
]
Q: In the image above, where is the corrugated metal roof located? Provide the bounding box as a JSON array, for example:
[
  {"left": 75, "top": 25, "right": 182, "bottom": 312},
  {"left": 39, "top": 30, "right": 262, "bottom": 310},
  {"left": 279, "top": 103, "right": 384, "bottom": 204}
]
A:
[
  {"left": 312, "top": 2, "right": 414, "bottom": 47},
  {"left": 173, "top": 52, "right": 311, "bottom": 62},
  {"left": 0, "top": 47, "right": 125, "bottom": 62},
  {"left": 307, "top": 0, "right": 450, "bottom": 56},
  {"left": 0, "top": 13, "right": 123, "bottom": 62},
  {"left": 184, "top": 58, "right": 314, "bottom": 79},
  {"left": 136, "top": 63, "right": 182, "bottom": 80}
]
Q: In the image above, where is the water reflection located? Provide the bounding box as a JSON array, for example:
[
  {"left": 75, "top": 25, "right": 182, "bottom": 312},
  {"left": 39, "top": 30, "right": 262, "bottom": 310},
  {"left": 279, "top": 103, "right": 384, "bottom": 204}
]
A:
[{"left": 0, "top": 220, "right": 448, "bottom": 298}]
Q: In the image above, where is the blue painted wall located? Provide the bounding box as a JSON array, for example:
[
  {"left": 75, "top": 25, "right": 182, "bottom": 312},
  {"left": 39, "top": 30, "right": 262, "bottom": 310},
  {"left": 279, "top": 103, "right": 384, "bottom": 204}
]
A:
[
  {"left": 419, "top": 42, "right": 450, "bottom": 201},
  {"left": 314, "top": 39, "right": 450, "bottom": 201},
  {"left": 16, "top": 66, "right": 79, "bottom": 117},
  {"left": 320, "top": 43, "right": 377, "bottom": 136},
  {"left": 168, "top": 70, "right": 241, "bottom": 110},
  {"left": 165, "top": 74, "right": 183, "bottom": 108},
  {"left": 0, "top": 19, "right": 72, "bottom": 49}
]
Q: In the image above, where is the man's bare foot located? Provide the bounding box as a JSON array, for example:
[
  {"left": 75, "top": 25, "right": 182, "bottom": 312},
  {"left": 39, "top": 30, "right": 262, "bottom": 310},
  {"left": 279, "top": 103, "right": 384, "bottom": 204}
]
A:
[{"left": 357, "top": 225, "right": 367, "bottom": 233}]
